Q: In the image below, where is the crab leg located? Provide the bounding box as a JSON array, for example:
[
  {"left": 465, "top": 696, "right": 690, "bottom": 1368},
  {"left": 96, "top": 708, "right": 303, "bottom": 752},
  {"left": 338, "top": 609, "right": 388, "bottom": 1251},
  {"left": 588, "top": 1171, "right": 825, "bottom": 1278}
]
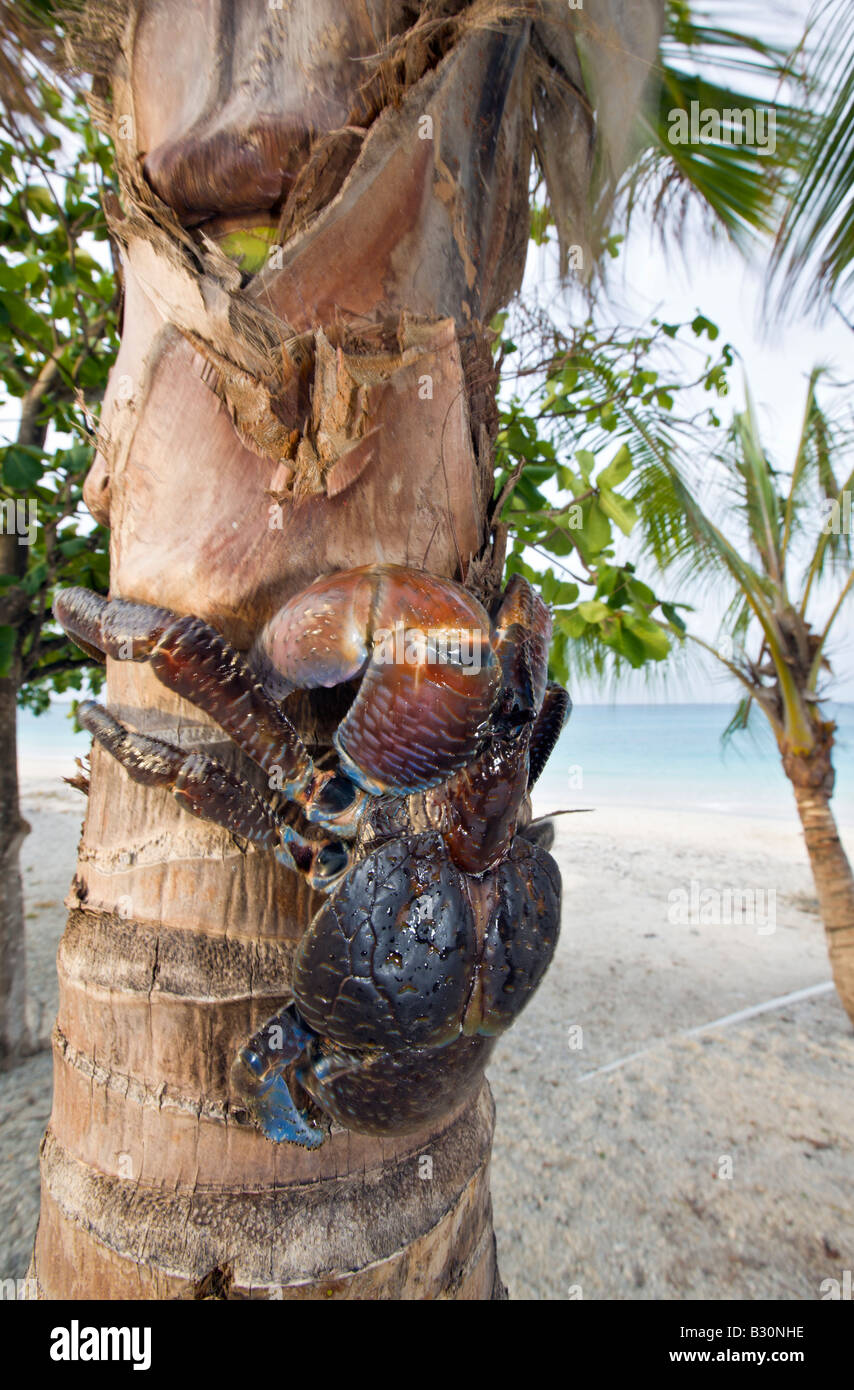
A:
[
  {"left": 77, "top": 701, "right": 346, "bottom": 888},
  {"left": 528, "top": 682, "right": 571, "bottom": 788},
  {"left": 491, "top": 575, "right": 552, "bottom": 724},
  {"left": 55, "top": 589, "right": 366, "bottom": 835},
  {"left": 57, "top": 590, "right": 314, "bottom": 791},
  {"left": 53, "top": 589, "right": 176, "bottom": 663},
  {"left": 147, "top": 615, "right": 315, "bottom": 798}
]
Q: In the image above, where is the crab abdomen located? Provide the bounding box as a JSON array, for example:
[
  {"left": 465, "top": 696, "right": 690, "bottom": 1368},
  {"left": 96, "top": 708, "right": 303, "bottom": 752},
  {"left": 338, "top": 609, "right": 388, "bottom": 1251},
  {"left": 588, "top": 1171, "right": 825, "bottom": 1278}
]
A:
[
  {"left": 462, "top": 836, "right": 562, "bottom": 1036},
  {"left": 299, "top": 1033, "right": 496, "bottom": 1138},
  {"left": 292, "top": 832, "right": 561, "bottom": 1054},
  {"left": 293, "top": 833, "right": 477, "bottom": 1050}
]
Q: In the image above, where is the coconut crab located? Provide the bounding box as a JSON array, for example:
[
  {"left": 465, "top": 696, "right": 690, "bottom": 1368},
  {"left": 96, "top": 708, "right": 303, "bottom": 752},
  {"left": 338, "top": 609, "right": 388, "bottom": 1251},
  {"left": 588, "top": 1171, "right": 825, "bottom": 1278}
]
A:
[{"left": 55, "top": 565, "right": 570, "bottom": 1147}]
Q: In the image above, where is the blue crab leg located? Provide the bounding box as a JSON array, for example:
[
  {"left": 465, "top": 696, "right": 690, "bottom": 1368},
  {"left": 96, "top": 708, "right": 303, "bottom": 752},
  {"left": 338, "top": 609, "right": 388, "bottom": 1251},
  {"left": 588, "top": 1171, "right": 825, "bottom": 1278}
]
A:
[
  {"left": 55, "top": 588, "right": 367, "bottom": 837},
  {"left": 77, "top": 702, "right": 346, "bottom": 889},
  {"left": 233, "top": 1007, "right": 327, "bottom": 1147}
]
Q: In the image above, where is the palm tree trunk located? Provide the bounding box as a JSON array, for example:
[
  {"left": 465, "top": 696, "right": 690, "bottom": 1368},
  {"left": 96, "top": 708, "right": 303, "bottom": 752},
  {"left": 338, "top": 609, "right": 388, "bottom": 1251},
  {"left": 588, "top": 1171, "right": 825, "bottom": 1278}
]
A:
[
  {"left": 30, "top": 0, "right": 661, "bottom": 1298},
  {"left": 0, "top": 513, "right": 31, "bottom": 1062},
  {"left": 791, "top": 780, "right": 854, "bottom": 1027},
  {"left": 32, "top": 1, "right": 524, "bottom": 1301},
  {"left": 0, "top": 663, "right": 30, "bottom": 1062}
]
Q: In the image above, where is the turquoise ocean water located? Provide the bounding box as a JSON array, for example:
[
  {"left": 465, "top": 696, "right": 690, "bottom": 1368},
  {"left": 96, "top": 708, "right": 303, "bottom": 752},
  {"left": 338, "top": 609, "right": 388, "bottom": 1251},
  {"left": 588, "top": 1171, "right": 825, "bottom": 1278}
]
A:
[
  {"left": 17, "top": 701, "right": 854, "bottom": 826},
  {"left": 534, "top": 701, "right": 854, "bottom": 825}
]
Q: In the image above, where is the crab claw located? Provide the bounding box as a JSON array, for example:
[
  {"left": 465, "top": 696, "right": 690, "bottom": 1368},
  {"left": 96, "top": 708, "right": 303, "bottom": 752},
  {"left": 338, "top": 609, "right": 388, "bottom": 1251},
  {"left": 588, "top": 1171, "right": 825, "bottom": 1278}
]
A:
[
  {"left": 233, "top": 1008, "right": 328, "bottom": 1148},
  {"left": 256, "top": 565, "right": 503, "bottom": 795}
]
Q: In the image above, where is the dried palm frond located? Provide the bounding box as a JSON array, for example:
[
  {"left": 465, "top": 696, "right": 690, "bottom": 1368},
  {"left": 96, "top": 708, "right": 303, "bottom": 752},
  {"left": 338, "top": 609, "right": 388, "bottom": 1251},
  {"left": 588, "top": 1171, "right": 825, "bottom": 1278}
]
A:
[{"left": 0, "top": 0, "right": 64, "bottom": 125}]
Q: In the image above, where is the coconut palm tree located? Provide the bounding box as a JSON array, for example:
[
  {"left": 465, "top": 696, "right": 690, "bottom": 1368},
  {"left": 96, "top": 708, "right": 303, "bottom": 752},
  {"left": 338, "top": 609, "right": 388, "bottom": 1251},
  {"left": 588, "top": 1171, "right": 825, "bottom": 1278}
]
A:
[
  {"left": 0, "top": 1, "right": 803, "bottom": 1064},
  {"left": 4, "top": 0, "right": 815, "bottom": 1299},
  {"left": 18, "top": 0, "right": 677, "bottom": 1302},
  {"left": 642, "top": 369, "right": 854, "bottom": 1025}
]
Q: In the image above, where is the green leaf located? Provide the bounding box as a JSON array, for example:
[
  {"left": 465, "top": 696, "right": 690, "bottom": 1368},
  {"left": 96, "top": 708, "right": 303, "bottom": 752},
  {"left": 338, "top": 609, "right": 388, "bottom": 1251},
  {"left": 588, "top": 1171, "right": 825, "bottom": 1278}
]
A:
[
  {"left": 2, "top": 445, "right": 44, "bottom": 489},
  {"left": 624, "top": 613, "right": 670, "bottom": 660},
  {"left": 626, "top": 575, "right": 656, "bottom": 606},
  {"left": 691, "top": 314, "right": 720, "bottom": 341},
  {"left": 540, "top": 569, "right": 581, "bottom": 606},
  {"left": 555, "top": 609, "right": 587, "bottom": 639},
  {"left": 579, "top": 499, "right": 611, "bottom": 556},
  {"left": 22, "top": 186, "right": 56, "bottom": 217},
  {"left": 549, "top": 634, "right": 570, "bottom": 687},
  {"left": 529, "top": 203, "right": 553, "bottom": 245},
  {"left": 596, "top": 443, "right": 632, "bottom": 490},
  {"left": 0, "top": 262, "right": 42, "bottom": 292},
  {"left": 58, "top": 536, "right": 90, "bottom": 558},
  {"left": 605, "top": 618, "right": 646, "bottom": 667},
  {"left": 598, "top": 486, "right": 638, "bottom": 536},
  {"left": 576, "top": 599, "right": 612, "bottom": 624},
  {"left": 661, "top": 601, "right": 688, "bottom": 634},
  {"left": 217, "top": 224, "right": 279, "bottom": 274}
]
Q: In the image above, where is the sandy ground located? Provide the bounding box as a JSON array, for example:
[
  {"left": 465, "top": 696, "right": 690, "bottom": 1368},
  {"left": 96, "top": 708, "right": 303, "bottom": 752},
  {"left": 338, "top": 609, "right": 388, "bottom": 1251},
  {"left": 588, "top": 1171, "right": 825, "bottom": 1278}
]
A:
[{"left": 1, "top": 774, "right": 852, "bottom": 1300}]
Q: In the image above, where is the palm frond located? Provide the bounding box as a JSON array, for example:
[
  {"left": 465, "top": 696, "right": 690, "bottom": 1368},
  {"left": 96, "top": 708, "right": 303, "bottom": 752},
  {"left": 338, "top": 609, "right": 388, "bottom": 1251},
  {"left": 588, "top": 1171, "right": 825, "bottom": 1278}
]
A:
[
  {"left": 721, "top": 691, "right": 754, "bottom": 745},
  {"left": 622, "top": 2, "right": 806, "bottom": 249},
  {"left": 800, "top": 458, "right": 854, "bottom": 614},
  {"left": 809, "top": 569, "right": 854, "bottom": 690},
  {"left": 730, "top": 388, "right": 783, "bottom": 588},
  {"left": 770, "top": 0, "right": 854, "bottom": 316},
  {"left": 781, "top": 366, "right": 831, "bottom": 560}
]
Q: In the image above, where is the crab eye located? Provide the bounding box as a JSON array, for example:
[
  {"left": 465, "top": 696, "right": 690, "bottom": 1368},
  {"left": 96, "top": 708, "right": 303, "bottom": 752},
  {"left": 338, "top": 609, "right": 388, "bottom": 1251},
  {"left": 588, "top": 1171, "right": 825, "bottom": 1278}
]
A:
[
  {"left": 315, "top": 773, "right": 358, "bottom": 816},
  {"left": 316, "top": 842, "right": 349, "bottom": 880}
]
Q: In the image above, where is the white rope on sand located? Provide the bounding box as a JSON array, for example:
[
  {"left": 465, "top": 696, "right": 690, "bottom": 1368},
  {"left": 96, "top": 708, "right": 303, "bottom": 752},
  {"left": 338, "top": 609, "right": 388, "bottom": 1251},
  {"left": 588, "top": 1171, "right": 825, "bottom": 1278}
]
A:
[{"left": 577, "top": 981, "right": 835, "bottom": 1083}]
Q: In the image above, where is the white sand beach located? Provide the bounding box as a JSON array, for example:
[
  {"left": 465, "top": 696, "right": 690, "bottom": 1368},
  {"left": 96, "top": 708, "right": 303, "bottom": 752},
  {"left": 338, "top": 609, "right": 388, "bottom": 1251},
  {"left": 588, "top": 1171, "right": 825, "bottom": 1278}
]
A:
[
  {"left": 2, "top": 764, "right": 852, "bottom": 1299},
  {"left": 492, "top": 802, "right": 854, "bottom": 1299}
]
